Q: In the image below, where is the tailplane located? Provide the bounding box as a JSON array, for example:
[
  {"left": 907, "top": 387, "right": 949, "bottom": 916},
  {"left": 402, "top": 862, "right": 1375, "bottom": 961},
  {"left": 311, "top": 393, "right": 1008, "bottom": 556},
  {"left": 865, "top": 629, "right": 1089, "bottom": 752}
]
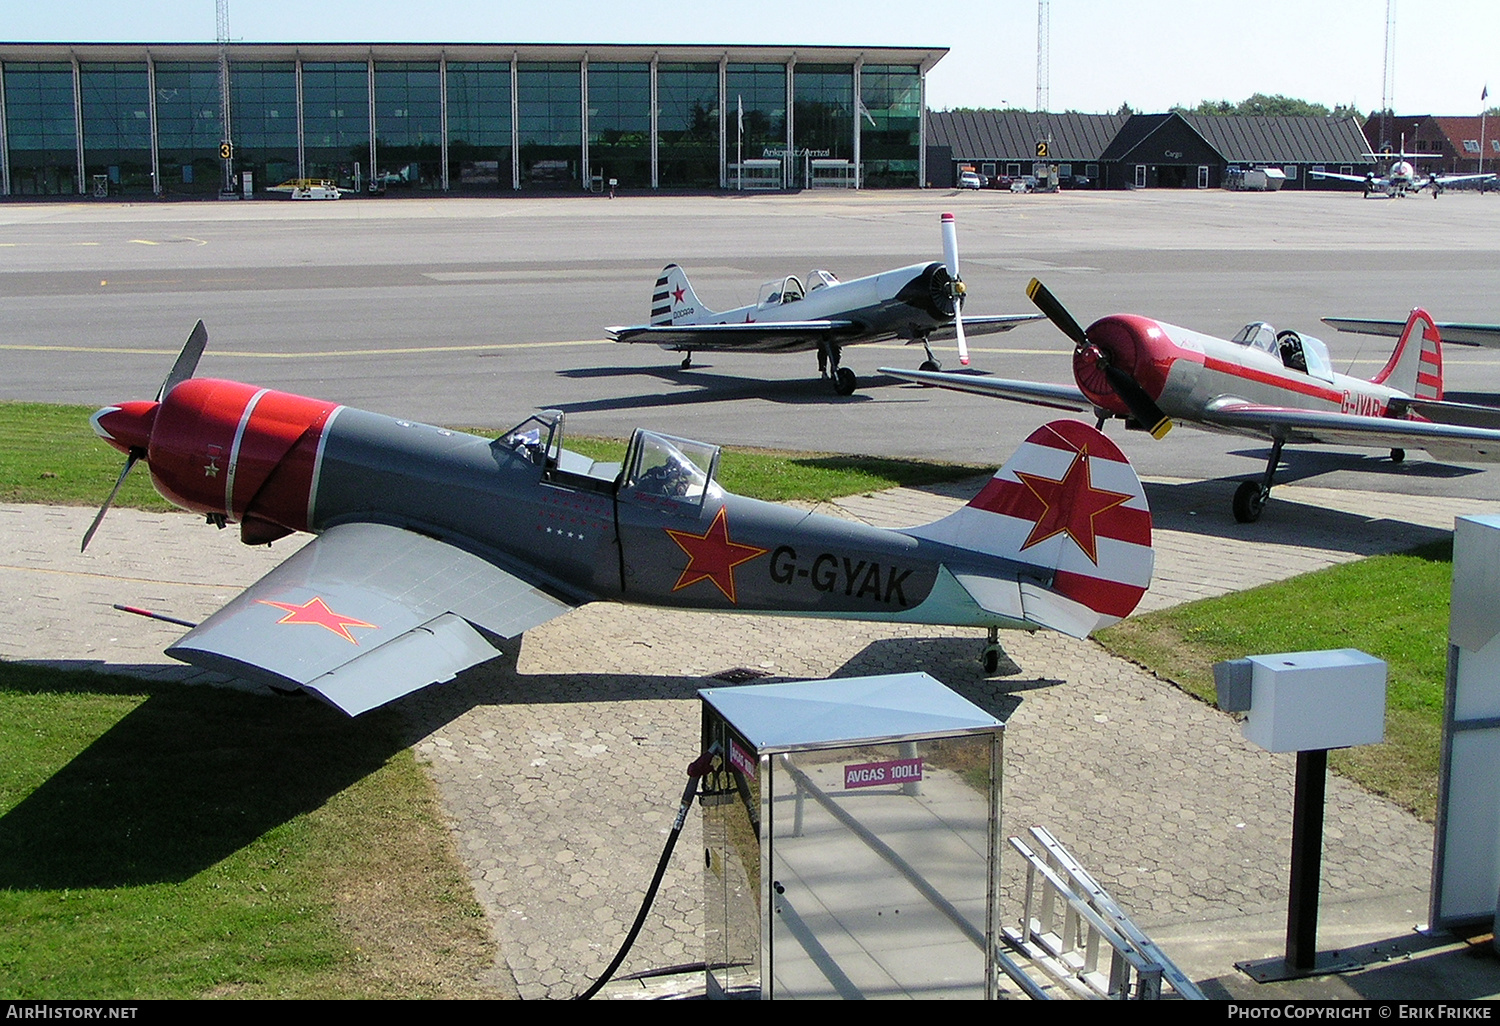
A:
[
  {"left": 1370, "top": 308, "right": 1443, "bottom": 400},
  {"left": 904, "top": 420, "right": 1153, "bottom": 636},
  {"left": 651, "top": 264, "right": 714, "bottom": 326}
]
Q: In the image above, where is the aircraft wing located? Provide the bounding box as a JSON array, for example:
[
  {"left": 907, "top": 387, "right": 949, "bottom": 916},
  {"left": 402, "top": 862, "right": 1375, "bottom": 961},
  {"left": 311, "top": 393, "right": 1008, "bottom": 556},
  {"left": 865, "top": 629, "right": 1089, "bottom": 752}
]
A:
[
  {"left": 879, "top": 366, "right": 1095, "bottom": 413},
  {"left": 1200, "top": 400, "right": 1500, "bottom": 462},
  {"left": 1322, "top": 317, "right": 1500, "bottom": 348},
  {"left": 1433, "top": 173, "right": 1497, "bottom": 186},
  {"left": 166, "top": 522, "right": 575, "bottom": 715},
  {"left": 1309, "top": 170, "right": 1373, "bottom": 184},
  {"left": 606, "top": 321, "right": 856, "bottom": 351},
  {"left": 922, "top": 313, "right": 1043, "bottom": 342}
]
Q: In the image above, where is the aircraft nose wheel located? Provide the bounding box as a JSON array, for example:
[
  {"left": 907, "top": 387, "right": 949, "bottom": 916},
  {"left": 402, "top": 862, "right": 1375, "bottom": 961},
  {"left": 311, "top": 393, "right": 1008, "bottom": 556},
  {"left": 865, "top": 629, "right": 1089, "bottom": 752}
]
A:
[
  {"left": 1232, "top": 480, "right": 1268, "bottom": 523},
  {"left": 981, "top": 626, "right": 1003, "bottom": 675},
  {"left": 1390, "top": 448, "right": 1406, "bottom": 463},
  {"left": 833, "top": 367, "right": 858, "bottom": 395}
]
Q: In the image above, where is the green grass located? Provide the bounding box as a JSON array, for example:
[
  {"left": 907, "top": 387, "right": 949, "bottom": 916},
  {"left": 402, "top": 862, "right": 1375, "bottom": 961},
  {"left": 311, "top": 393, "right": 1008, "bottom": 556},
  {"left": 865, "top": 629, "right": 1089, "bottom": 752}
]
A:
[
  {"left": 1097, "top": 538, "right": 1453, "bottom": 821},
  {"left": 0, "top": 403, "right": 173, "bottom": 510},
  {"left": 0, "top": 662, "right": 499, "bottom": 998},
  {"left": 6, "top": 402, "right": 984, "bottom": 510}
]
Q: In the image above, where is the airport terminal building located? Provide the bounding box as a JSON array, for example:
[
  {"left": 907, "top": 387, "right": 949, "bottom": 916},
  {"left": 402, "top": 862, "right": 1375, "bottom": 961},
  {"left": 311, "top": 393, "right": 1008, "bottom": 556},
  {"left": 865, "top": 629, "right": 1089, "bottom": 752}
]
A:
[{"left": 0, "top": 42, "right": 945, "bottom": 197}]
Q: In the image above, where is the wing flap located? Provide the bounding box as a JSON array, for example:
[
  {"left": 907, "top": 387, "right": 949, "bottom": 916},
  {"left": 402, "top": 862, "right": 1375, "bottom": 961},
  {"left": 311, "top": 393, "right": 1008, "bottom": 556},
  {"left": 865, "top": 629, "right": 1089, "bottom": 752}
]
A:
[{"left": 166, "top": 522, "right": 575, "bottom": 714}]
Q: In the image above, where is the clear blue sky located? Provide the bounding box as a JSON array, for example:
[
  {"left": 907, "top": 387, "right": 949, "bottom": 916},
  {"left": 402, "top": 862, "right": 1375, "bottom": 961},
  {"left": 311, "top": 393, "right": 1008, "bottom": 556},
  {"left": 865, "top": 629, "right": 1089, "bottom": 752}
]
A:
[{"left": 6, "top": 1, "right": 1497, "bottom": 116}]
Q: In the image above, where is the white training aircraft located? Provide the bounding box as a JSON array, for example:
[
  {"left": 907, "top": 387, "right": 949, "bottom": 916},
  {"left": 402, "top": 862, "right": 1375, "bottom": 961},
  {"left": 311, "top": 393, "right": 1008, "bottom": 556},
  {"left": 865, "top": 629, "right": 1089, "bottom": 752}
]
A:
[
  {"left": 1310, "top": 140, "right": 1494, "bottom": 197},
  {"left": 606, "top": 213, "right": 1039, "bottom": 395},
  {"left": 882, "top": 279, "right": 1500, "bottom": 522}
]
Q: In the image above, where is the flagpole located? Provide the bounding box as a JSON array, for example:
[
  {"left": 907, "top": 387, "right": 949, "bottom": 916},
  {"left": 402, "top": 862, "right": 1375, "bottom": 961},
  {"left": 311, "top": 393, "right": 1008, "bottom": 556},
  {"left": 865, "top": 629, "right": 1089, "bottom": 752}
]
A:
[
  {"left": 1481, "top": 84, "right": 1490, "bottom": 184},
  {"left": 736, "top": 94, "right": 743, "bottom": 191}
]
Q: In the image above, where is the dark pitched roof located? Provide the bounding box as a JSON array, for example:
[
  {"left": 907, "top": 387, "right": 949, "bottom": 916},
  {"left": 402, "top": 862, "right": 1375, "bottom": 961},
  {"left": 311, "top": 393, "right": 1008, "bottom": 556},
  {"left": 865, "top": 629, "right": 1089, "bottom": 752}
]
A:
[
  {"left": 1182, "top": 114, "right": 1370, "bottom": 164},
  {"left": 928, "top": 110, "right": 1128, "bottom": 162}
]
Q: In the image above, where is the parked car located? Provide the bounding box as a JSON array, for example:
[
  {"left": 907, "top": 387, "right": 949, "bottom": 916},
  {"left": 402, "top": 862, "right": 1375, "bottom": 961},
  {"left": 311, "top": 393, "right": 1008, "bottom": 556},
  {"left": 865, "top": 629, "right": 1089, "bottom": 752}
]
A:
[
  {"left": 1009, "top": 179, "right": 1030, "bottom": 194},
  {"left": 958, "top": 170, "right": 982, "bottom": 190}
]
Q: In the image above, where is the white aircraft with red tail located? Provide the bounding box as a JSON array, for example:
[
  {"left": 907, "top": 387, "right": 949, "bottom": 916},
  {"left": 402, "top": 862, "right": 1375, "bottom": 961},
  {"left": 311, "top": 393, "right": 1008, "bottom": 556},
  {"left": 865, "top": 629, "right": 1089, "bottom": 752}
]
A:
[{"left": 883, "top": 278, "right": 1500, "bottom": 522}]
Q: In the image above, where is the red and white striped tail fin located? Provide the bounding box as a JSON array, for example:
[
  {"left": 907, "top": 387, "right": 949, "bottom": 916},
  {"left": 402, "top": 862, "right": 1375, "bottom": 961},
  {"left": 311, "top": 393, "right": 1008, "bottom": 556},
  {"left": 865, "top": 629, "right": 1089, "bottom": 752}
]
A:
[
  {"left": 905, "top": 420, "right": 1152, "bottom": 636},
  {"left": 1370, "top": 308, "right": 1443, "bottom": 400},
  {"left": 650, "top": 264, "right": 713, "bottom": 326}
]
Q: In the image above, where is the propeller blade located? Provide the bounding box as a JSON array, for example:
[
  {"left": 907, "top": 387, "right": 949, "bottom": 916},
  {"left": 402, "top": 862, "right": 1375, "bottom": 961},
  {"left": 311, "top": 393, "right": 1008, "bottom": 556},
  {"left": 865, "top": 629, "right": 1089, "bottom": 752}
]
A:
[
  {"left": 81, "top": 449, "right": 142, "bottom": 552},
  {"left": 1025, "top": 278, "right": 1090, "bottom": 349},
  {"left": 941, "top": 213, "right": 969, "bottom": 364},
  {"left": 940, "top": 211, "right": 960, "bottom": 278},
  {"left": 1100, "top": 363, "right": 1172, "bottom": 439},
  {"left": 156, "top": 320, "right": 208, "bottom": 401}
]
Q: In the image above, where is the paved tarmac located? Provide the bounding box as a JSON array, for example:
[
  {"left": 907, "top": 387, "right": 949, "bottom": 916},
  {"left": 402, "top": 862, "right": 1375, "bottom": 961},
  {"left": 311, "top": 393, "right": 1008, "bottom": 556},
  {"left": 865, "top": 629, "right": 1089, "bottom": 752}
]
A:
[
  {"left": 5, "top": 191, "right": 1500, "bottom": 498},
  {"left": 6, "top": 476, "right": 1500, "bottom": 1001}
]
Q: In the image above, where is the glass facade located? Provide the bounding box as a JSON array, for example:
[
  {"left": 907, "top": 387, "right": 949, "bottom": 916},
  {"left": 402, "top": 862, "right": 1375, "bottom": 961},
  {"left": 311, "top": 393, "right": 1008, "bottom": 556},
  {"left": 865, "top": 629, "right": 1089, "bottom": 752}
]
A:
[
  {"left": 859, "top": 65, "right": 922, "bottom": 187},
  {"left": 154, "top": 62, "right": 221, "bottom": 195},
  {"left": 517, "top": 62, "right": 580, "bottom": 189},
  {"left": 302, "top": 61, "right": 370, "bottom": 190},
  {"left": 446, "top": 61, "right": 511, "bottom": 191},
  {"left": 80, "top": 62, "right": 152, "bottom": 194},
  {"left": 586, "top": 62, "right": 649, "bottom": 189},
  {"left": 4, "top": 62, "right": 76, "bottom": 195},
  {"left": 657, "top": 62, "right": 718, "bottom": 188},
  {"left": 726, "top": 63, "right": 787, "bottom": 175},
  {"left": 229, "top": 61, "right": 297, "bottom": 192},
  {"left": 1, "top": 48, "right": 934, "bottom": 196},
  {"left": 373, "top": 61, "right": 440, "bottom": 191},
  {"left": 793, "top": 64, "right": 853, "bottom": 164}
]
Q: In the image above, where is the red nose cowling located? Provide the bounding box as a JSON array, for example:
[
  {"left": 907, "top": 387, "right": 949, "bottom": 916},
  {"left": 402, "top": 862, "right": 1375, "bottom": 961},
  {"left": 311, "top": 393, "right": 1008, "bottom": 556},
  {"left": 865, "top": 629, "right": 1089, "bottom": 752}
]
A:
[
  {"left": 1071, "top": 314, "right": 1177, "bottom": 418},
  {"left": 93, "top": 379, "right": 340, "bottom": 540}
]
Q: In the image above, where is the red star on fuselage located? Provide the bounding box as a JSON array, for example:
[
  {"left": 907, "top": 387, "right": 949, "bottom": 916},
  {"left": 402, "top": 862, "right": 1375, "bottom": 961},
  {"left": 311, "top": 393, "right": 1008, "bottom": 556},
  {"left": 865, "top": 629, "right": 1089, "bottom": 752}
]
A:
[
  {"left": 664, "top": 507, "right": 767, "bottom": 603},
  {"left": 256, "top": 596, "right": 377, "bottom": 644},
  {"left": 1014, "top": 447, "right": 1131, "bottom": 564}
]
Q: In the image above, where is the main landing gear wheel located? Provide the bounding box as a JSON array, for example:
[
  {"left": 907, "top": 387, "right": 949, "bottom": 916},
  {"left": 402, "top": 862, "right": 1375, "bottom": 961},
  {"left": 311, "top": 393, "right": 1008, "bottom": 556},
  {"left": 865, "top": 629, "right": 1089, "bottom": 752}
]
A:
[
  {"left": 981, "top": 626, "right": 1002, "bottom": 675},
  {"left": 1390, "top": 448, "right": 1406, "bottom": 463},
  {"left": 1232, "top": 480, "right": 1267, "bottom": 523},
  {"left": 680, "top": 352, "right": 693, "bottom": 370},
  {"left": 833, "top": 367, "right": 858, "bottom": 396},
  {"left": 919, "top": 359, "right": 942, "bottom": 373}
]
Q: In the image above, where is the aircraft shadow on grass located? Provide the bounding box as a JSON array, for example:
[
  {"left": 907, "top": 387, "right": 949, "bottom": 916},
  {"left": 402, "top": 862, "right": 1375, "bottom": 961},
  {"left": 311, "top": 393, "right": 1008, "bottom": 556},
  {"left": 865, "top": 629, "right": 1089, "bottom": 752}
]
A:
[{"left": 0, "top": 629, "right": 1050, "bottom": 890}]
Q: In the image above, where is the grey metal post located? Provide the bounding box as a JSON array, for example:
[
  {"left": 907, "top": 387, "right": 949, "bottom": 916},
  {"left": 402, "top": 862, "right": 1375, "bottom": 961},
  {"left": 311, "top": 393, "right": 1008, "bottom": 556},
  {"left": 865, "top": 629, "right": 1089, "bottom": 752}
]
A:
[
  {"left": 649, "top": 53, "right": 658, "bottom": 190},
  {"left": 852, "top": 58, "right": 862, "bottom": 189},
  {"left": 367, "top": 56, "right": 376, "bottom": 190},
  {"left": 146, "top": 55, "right": 159, "bottom": 195},
  {"left": 510, "top": 55, "right": 519, "bottom": 190},
  {"left": 784, "top": 57, "right": 795, "bottom": 189},
  {"left": 579, "top": 55, "right": 589, "bottom": 190},
  {"left": 73, "top": 57, "right": 84, "bottom": 194},
  {"left": 295, "top": 59, "right": 304, "bottom": 179},
  {"left": 717, "top": 56, "right": 726, "bottom": 189},
  {"left": 439, "top": 55, "right": 448, "bottom": 191},
  {"left": 0, "top": 63, "right": 9, "bottom": 195}
]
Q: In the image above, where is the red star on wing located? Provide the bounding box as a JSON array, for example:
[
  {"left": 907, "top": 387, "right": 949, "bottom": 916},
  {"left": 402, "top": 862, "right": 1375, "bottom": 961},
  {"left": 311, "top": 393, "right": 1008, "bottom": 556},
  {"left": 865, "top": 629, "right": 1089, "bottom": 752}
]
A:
[
  {"left": 1013, "top": 446, "right": 1132, "bottom": 565},
  {"left": 256, "top": 596, "right": 377, "bottom": 644},
  {"left": 664, "top": 507, "right": 768, "bottom": 603},
  {"left": 672, "top": 285, "right": 686, "bottom": 304}
]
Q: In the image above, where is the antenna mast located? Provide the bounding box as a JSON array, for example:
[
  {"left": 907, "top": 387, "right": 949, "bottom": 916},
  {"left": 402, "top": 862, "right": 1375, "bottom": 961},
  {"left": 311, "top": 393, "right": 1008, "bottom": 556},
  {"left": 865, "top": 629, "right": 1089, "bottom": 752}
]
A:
[
  {"left": 218, "top": 0, "right": 234, "bottom": 195},
  {"left": 1035, "top": 0, "right": 1050, "bottom": 113},
  {"left": 1379, "top": 0, "right": 1396, "bottom": 150}
]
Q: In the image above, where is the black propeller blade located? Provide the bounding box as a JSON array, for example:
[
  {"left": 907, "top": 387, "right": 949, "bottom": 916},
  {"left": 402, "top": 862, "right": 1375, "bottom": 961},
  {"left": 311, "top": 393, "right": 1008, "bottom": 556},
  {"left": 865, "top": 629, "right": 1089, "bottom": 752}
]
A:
[
  {"left": 1025, "top": 278, "right": 1172, "bottom": 439},
  {"left": 84, "top": 321, "right": 208, "bottom": 551},
  {"left": 157, "top": 320, "right": 208, "bottom": 401},
  {"left": 81, "top": 448, "right": 142, "bottom": 552}
]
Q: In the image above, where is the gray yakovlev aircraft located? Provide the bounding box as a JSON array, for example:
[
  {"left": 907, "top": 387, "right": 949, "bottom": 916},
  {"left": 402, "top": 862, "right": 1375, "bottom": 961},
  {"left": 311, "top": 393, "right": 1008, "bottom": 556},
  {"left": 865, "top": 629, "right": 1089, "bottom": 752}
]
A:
[
  {"left": 606, "top": 213, "right": 1038, "bottom": 395},
  {"left": 84, "top": 323, "right": 1154, "bottom": 715},
  {"left": 883, "top": 279, "right": 1500, "bottom": 523}
]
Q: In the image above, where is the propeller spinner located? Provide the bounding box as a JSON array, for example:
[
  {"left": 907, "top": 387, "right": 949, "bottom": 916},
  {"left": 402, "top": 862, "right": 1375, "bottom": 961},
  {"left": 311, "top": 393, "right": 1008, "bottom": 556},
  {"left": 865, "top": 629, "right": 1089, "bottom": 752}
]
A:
[{"left": 1025, "top": 279, "right": 1172, "bottom": 439}]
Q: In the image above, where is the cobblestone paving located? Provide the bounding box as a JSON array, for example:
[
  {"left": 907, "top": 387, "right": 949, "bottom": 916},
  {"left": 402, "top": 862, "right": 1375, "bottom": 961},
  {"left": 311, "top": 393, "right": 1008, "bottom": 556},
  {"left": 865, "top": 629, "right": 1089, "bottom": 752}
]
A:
[{"left": 5, "top": 481, "right": 1497, "bottom": 999}]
